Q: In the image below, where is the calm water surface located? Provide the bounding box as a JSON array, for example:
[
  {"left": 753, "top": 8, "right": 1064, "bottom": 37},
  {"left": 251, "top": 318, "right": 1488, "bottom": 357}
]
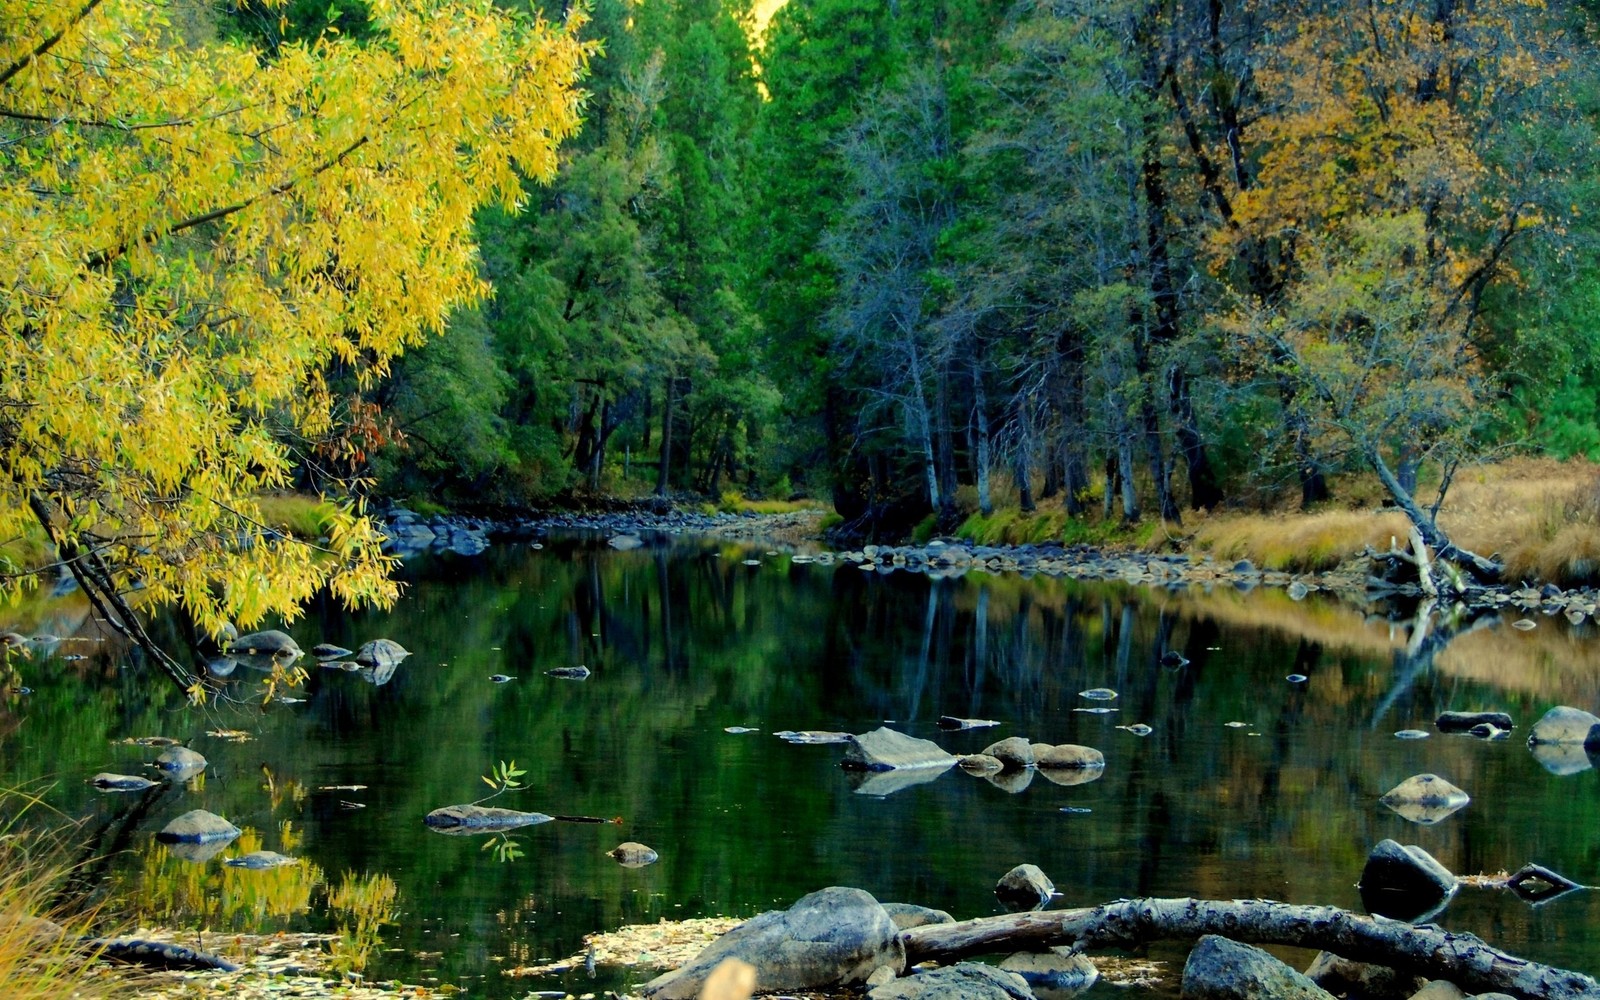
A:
[{"left": 6, "top": 531, "right": 1600, "bottom": 994}]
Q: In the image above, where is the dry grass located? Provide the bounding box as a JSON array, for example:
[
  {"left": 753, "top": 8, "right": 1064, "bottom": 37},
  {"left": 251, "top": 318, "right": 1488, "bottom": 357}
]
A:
[
  {"left": 1190, "top": 458, "right": 1600, "bottom": 585},
  {"left": 1190, "top": 508, "right": 1414, "bottom": 573},
  {"left": 0, "top": 790, "right": 122, "bottom": 1000}
]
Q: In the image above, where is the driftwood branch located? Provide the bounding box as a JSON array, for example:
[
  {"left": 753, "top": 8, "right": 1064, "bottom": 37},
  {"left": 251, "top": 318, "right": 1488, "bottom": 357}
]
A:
[{"left": 899, "top": 897, "right": 1600, "bottom": 1000}]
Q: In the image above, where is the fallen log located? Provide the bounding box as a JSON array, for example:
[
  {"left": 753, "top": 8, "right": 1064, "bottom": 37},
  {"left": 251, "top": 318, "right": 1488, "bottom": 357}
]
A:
[{"left": 899, "top": 897, "right": 1600, "bottom": 1000}]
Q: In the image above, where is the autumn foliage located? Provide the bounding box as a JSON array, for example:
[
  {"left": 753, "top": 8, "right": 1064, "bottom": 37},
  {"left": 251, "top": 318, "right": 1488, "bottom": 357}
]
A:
[{"left": 0, "top": 0, "right": 592, "bottom": 668}]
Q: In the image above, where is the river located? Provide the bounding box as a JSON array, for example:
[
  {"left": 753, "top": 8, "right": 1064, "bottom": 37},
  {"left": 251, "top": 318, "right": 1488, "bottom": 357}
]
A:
[{"left": 5, "top": 531, "right": 1600, "bottom": 995}]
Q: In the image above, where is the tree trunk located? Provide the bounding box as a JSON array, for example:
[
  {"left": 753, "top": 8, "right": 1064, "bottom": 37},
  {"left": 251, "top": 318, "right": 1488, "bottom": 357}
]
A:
[
  {"left": 656, "top": 376, "right": 676, "bottom": 497},
  {"left": 1014, "top": 406, "right": 1035, "bottom": 515},
  {"left": 935, "top": 363, "right": 958, "bottom": 521},
  {"left": 1170, "top": 367, "right": 1223, "bottom": 509},
  {"left": 1118, "top": 435, "right": 1139, "bottom": 524},
  {"left": 973, "top": 360, "right": 992, "bottom": 517},
  {"left": 900, "top": 897, "right": 1599, "bottom": 1000},
  {"left": 1366, "top": 443, "right": 1500, "bottom": 582}
]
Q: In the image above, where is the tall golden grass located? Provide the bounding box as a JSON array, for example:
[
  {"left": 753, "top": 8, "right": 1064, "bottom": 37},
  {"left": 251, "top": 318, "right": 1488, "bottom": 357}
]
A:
[
  {"left": 1189, "top": 458, "right": 1600, "bottom": 585},
  {"left": 0, "top": 789, "right": 121, "bottom": 1000}
]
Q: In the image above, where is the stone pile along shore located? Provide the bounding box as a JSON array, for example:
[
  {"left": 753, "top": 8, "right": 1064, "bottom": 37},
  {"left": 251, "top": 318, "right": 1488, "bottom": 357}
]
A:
[{"left": 377, "top": 503, "right": 1600, "bottom": 616}]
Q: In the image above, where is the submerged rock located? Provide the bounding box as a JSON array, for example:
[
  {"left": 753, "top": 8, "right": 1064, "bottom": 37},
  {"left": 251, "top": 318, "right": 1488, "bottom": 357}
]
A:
[
  {"left": 89, "top": 773, "right": 158, "bottom": 792},
  {"left": 423, "top": 804, "right": 554, "bottom": 833},
  {"left": 1436, "top": 711, "right": 1514, "bottom": 732},
  {"left": 1031, "top": 744, "right": 1105, "bottom": 770},
  {"left": 937, "top": 716, "right": 1002, "bottom": 731},
  {"left": 1000, "top": 950, "right": 1099, "bottom": 999},
  {"left": 642, "top": 886, "right": 903, "bottom": 1000},
  {"left": 311, "top": 643, "right": 353, "bottom": 660},
  {"left": 980, "top": 737, "right": 1035, "bottom": 770},
  {"left": 1528, "top": 705, "right": 1600, "bottom": 744},
  {"left": 609, "top": 534, "right": 644, "bottom": 550},
  {"left": 157, "top": 810, "right": 241, "bottom": 844},
  {"left": 546, "top": 665, "right": 591, "bottom": 680},
  {"left": 608, "top": 842, "right": 659, "bottom": 868},
  {"left": 1078, "top": 688, "right": 1118, "bottom": 701},
  {"left": 842, "top": 728, "right": 955, "bottom": 772},
  {"left": 1358, "top": 839, "right": 1457, "bottom": 922},
  {"left": 870, "top": 963, "right": 1037, "bottom": 1000},
  {"left": 227, "top": 630, "right": 301, "bottom": 659},
  {"left": 153, "top": 746, "right": 207, "bottom": 781},
  {"left": 224, "top": 851, "right": 298, "bottom": 870},
  {"left": 1379, "top": 774, "right": 1469, "bottom": 825},
  {"left": 354, "top": 639, "right": 410, "bottom": 669},
  {"left": 776, "top": 730, "right": 852, "bottom": 745},
  {"left": 1181, "top": 935, "right": 1335, "bottom": 1000},
  {"left": 994, "top": 864, "right": 1055, "bottom": 911}
]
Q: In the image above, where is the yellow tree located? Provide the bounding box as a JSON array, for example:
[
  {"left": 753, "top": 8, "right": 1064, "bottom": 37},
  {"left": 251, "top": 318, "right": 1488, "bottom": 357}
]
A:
[
  {"left": 1218, "top": 0, "right": 1570, "bottom": 580},
  {"left": 0, "top": 0, "right": 592, "bottom": 692}
]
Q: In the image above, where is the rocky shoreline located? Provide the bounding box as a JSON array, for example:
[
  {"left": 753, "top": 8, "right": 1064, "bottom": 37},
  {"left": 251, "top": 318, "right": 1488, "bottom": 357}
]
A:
[{"left": 375, "top": 503, "right": 1599, "bottom": 620}]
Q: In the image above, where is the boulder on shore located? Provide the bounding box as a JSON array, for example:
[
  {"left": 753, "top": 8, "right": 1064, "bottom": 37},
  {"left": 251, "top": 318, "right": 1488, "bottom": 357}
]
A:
[
  {"left": 1304, "top": 952, "right": 1426, "bottom": 1000},
  {"left": 869, "top": 962, "right": 1037, "bottom": 1000},
  {"left": 642, "top": 887, "right": 903, "bottom": 1000},
  {"left": 1180, "top": 935, "right": 1336, "bottom": 1000}
]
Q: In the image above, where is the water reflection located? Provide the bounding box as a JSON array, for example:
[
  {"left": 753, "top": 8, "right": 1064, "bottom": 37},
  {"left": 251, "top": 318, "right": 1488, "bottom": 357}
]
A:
[{"left": 2, "top": 534, "right": 1600, "bottom": 993}]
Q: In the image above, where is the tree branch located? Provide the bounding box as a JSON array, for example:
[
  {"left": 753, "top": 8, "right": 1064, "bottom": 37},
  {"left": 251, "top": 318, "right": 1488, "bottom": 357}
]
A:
[
  {"left": 0, "top": 0, "right": 107, "bottom": 89},
  {"left": 901, "top": 897, "right": 1600, "bottom": 1000}
]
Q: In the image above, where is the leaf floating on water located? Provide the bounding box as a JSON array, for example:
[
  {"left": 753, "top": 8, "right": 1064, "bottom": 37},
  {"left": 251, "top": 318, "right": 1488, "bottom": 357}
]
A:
[
  {"left": 1072, "top": 707, "right": 1118, "bottom": 715},
  {"left": 1117, "top": 724, "right": 1153, "bottom": 736},
  {"left": 318, "top": 784, "right": 368, "bottom": 792},
  {"left": 724, "top": 726, "right": 759, "bottom": 734},
  {"left": 1224, "top": 721, "right": 1249, "bottom": 728},
  {"left": 1059, "top": 806, "right": 1093, "bottom": 814},
  {"left": 1395, "top": 730, "right": 1431, "bottom": 740},
  {"left": 206, "top": 728, "right": 255, "bottom": 742},
  {"left": 1079, "top": 688, "right": 1118, "bottom": 700},
  {"left": 340, "top": 800, "right": 367, "bottom": 809}
]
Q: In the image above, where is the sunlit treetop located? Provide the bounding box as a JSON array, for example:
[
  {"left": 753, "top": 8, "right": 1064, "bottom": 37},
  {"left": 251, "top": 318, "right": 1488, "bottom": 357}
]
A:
[{"left": 0, "top": 0, "right": 594, "bottom": 686}]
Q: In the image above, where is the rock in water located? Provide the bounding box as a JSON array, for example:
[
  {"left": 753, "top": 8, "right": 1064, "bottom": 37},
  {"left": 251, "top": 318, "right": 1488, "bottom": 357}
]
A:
[
  {"left": 423, "top": 804, "right": 554, "bottom": 833},
  {"left": 1031, "top": 744, "right": 1105, "bottom": 770},
  {"left": 226, "top": 630, "right": 302, "bottom": 659},
  {"left": 980, "top": 737, "right": 1035, "bottom": 770},
  {"left": 642, "top": 887, "right": 903, "bottom": 1000},
  {"left": 994, "top": 864, "right": 1055, "bottom": 911},
  {"left": 153, "top": 746, "right": 207, "bottom": 781},
  {"left": 936, "top": 716, "right": 1001, "bottom": 731},
  {"left": 1435, "top": 711, "right": 1514, "bottom": 732},
  {"left": 957, "top": 754, "right": 1005, "bottom": 775},
  {"left": 1181, "top": 936, "right": 1336, "bottom": 1000},
  {"left": 842, "top": 728, "right": 955, "bottom": 772},
  {"left": 1357, "top": 839, "right": 1458, "bottom": 922},
  {"left": 354, "top": 639, "right": 410, "bottom": 669},
  {"left": 869, "top": 963, "right": 1037, "bottom": 1000},
  {"left": 880, "top": 903, "right": 954, "bottom": 931},
  {"left": 546, "top": 665, "right": 591, "bottom": 680},
  {"left": 1378, "top": 774, "right": 1469, "bottom": 825},
  {"left": 608, "top": 842, "right": 659, "bottom": 868},
  {"left": 609, "top": 534, "right": 644, "bottom": 550},
  {"left": 311, "top": 643, "right": 353, "bottom": 660},
  {"left": 223, "top": 851, "right": 297, "bottom": 870},
  {"left": 1528, "top": 705, "right": 1600, "bottom": 744},
  {"left": 89, "top": 773, "right": 158, "bottom": 791},
  {"left": 1304, "top": 952, "right": 1426, "bottom": 1000},
  {"left": 157, "top": 810, "right": 241, "bottom": 844},
  {"left": 999, "top": 950, "right": 1099, "bottom": 998}
]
